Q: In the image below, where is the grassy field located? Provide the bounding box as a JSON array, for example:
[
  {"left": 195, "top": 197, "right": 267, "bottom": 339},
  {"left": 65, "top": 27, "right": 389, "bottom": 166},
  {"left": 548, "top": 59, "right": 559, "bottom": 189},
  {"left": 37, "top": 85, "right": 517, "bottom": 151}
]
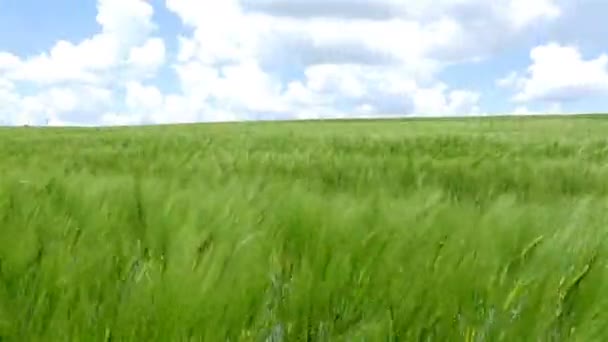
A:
[{"left": 1, "top": 115, "right": 608, "bottom": 340}]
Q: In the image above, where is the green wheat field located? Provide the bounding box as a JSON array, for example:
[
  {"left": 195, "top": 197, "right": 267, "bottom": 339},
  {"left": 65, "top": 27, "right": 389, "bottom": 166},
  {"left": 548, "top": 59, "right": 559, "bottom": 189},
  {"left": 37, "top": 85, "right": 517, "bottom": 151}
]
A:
[{"left": 1, "top": 115, "right": 608, "bottom": 341}]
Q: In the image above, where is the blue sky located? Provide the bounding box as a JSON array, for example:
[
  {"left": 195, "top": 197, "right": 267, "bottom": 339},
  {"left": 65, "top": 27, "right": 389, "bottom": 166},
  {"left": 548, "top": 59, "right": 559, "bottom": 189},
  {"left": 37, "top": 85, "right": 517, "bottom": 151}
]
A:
[{"left": 0, "top": 0, "right": 607, "bottom": 126}]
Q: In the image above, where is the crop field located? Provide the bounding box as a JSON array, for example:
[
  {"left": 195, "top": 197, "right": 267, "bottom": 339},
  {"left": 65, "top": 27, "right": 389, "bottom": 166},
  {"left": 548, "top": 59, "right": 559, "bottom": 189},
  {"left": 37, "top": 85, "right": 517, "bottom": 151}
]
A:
[{"left": 2, "top": 115, "right": 608, "bottom": 340}]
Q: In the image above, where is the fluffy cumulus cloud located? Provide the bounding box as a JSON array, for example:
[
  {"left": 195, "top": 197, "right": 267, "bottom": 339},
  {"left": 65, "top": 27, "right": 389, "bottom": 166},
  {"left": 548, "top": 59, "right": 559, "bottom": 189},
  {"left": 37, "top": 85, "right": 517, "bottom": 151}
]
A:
[
  {"left": 161, "top": 0, "right": 564, "bottom": 123},
  {"left": 4, "top": 0, "right": 161, "bottom": 85},
  {"left": 0, "top": 0, "right": 606, "bottom": 126},
  {"left": 241, "top": 0, "right": 560, "bottom": 62},
  {"left": 498, "top": 43, "right": 608, "bottom": 103},
  {"left": 0, "top": 0, "right": 164, "bottom": 125},
  {"left": 512, "top": 102, "right": 564, "bottom": 115}
]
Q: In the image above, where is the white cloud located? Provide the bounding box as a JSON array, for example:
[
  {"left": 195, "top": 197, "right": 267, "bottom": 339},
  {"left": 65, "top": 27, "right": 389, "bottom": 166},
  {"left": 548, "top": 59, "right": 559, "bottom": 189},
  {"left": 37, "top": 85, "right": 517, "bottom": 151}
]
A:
[
  {"left": 500, "top": 43, "right": 608, "bottom": 103},
  {"left": 0, "top": 79, "right": 18, "bottom": 125},
  {"left": 170, "top": 0, "right": 562, "bottom": 68},
  {"left": 413, "top": 84, "right": 481, "bottom": 115},
  {"left": 240, "top": 0, "right": 561, "bottom": 62},
  {"left": 101, "top": 81, "right": 243, "bottom": 126},
  {"left": 101, "top": 112, "right": 144, "bottom": 126},
  {"left": 512, "top": 102, "right": 563, "bottom": 115},
  {"left": 507, "top": 0, "right": 560, "bottom": 29},
  {"left": 96, "top": 0, "right": 156, "bottom": 47},
  {"left": 513, "top": 106, "right": 537, "bottom": 115},
  {"left": 0, "top": 53, "right": 20, "bottom": 71},
  {"left": 283, "top": 64, "right": 418, "bottom": 118},
  {"left": 127, "top": 38, "right": 167, "bottom": 77},
  {"left": 165, "top": 0, "right": 522, "bottom": 120},
  {"left": 240, "top": 0, "right": 560, "bottom": 25},
  {"left": 2, "top": 0, "right": 159, "bottom": 85},
  {"left": 5, "top": 39, "right": 109, "bottom": 84},
  {"left": 0, "top": 0, "right": 167, "bottom": 125},
  {"left": 3, "top": 85, "right": 114, "bottom": 126},
  {"left": 2, "top": 0, "right": 594, "bottom": 126},
  {"left": 124, "top": 81, "right": 163, "bottom": 112}
]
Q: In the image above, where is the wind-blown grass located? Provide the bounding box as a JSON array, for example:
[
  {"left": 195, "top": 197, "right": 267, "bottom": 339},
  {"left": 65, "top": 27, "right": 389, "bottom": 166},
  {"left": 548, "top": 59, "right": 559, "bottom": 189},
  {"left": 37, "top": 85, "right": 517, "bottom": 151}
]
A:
[{"left": 1, "top": 116, "right": 608, "bottom": 340}]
